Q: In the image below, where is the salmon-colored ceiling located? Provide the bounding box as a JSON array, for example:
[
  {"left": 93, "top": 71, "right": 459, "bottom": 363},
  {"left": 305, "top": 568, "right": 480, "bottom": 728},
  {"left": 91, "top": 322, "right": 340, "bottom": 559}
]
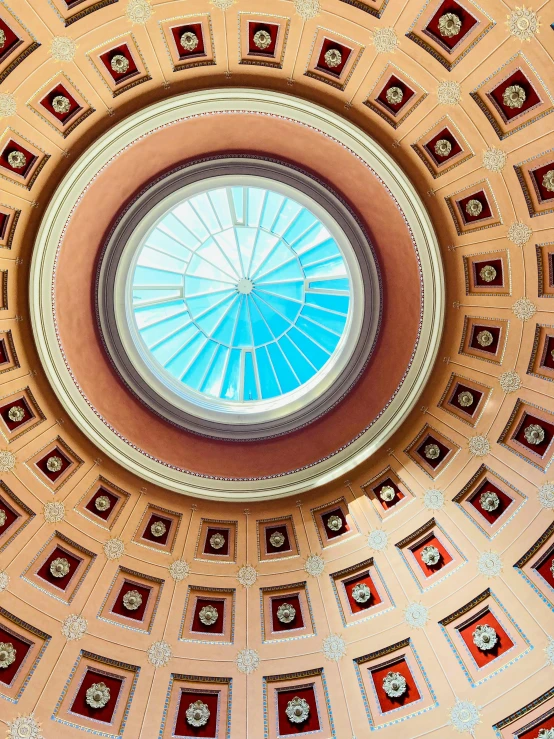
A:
[{"left": 0, "top": 0, "right": 553, "bottom": 737}]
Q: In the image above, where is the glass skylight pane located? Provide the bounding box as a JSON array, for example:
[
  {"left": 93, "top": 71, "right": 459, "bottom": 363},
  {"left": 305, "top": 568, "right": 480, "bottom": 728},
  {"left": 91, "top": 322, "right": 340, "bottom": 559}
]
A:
[
  {"left": 201, "top": 344, "right": 228, "bottom": 398},
  {"left": 231, "top": 187, "right": 244, "bottom": 224},
  {"left": 129, "top": 183, "right": 352, "bottom": 407},
  {"left": 305, "top": 293, "right": 350, "bottom": 314},
  {"left": 243, "top": 352, "right": 258, "bottom": 400},
  {"left": 246, "top": 188, "right": 265, "bottom": 228},
  {"left": 255, "top": 347, "right": 280, "bottom": 398},
  {"left": 260, "top": 191, "right": 285, "bottom": 230},
  {"left": 221, "top": 348, "right": 241, "bottom": 399},
  {"left": 308, "top": 278, "right": 350, "bottom": 291}
]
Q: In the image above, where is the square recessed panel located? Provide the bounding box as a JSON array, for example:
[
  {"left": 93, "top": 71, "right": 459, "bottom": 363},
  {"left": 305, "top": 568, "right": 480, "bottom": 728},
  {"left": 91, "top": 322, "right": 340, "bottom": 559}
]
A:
[
  {"left": 536, "top": 246, "right": 554, "bottom": 298},
  {"left": 0, "top": 130, "right": 49, "bottom": 190},
  {"left": 160, "top": 674, "right": 232, "bottom": 739},
  {"left": 457, "top": 608, "right": 514, "bottom": 668},
  {"left": 515, "top": 521, "right": 554, "bottom": 612},
  {"left": 238, "top": 14, "right": 290, "bottom": 68},
  {"left": 277, "top": 684, "right": 320, "bottom": 735},
  {"left": 0, "top": 330, "right": 19, "bottom": 374},
  {"left": 0, "top": 606, "right": 50, "bottom": 702},
  {"left": 261, "top": 582, "right": 314, "bottom": 643},
  {"left": 493, "top": 688, "right": 554, "bottom": 739},
  {"left": 305, "top": 28, "right": 364, "bottom": 91},
  {"left": 405, "top": 424, "right": 460, "bottom": 479},
  {"left": 159, "top": 14, "right": 216, "bottom": 72},
  {"left": 406, "top": 0, "right": 494, "bottom": 71},
  {"left": 499, "top": 400, "right": 554, "bottom": 471},
  {"left": 53, "top": 651, "right": 139, "bottom": 736},
  {"left": 263, "top": 669, "right": 333, "bottom": 739},
  {"left": 133, "top": 504, "right": 181, "bottom": 553},
  {"left": 446, "top": 180, "right": 502, "bottom": 234},
  {"left": 0, "top": 395, "right": 34, "bottom": 435},
  {"left": 463, "top": 250, "right": 511, "bottom": 297},
  {"left": 22, "top": 532, "right": 96, "bottom": 604},
  {"left": 412, "top": 117, "right": 473, "bottom": 177},
  {"left": 439, "top": 588, "right": 531, "bottom": 685},
  {"left": 516, "top": 153, "right": 554, "bottom": 218},
  {"left": 438, "top": 373, "right": 491, "bottom": 427},
  {"left": 181, "top": 586, "right": 235, "bottom": 644},
  {"left": 196, "top": 519, "right": 237, "bottom": 563},
  {"left": 0, "top": 387, "right": 44, "bottom": 441},
  {"left": 330, "top": 557, "right": 394, "bottom": 627},
  {"left": 454, "top": 465, "right": 526, "bottom": 539},
  {"left": 25, "top": 436, "right": 83, "bottom": 492},
  {"left": 370, "top": 656, "right": 421, "bottom": 713},
  {"left": 98, "top": 567, "right": 164, "bottom": 633},
  {"left": 46, "top": 0, "right": 117, "bottom": 26},
  {"left": 71, "top": 668, "right": 124, "bottom": 724},
  {"left": 28, "top": 74, "right": 94, "bottom": 138},
  {"left": 0, "top": 205, "right": 19, "bottom": 250},
  {"left": 471, "top": 53, "right": 553, "bottom": 139},
  {"left": 87, "top": 34, "right": 150, "bottom": 97},
  {"left": 0, "top": 5, "right": 39, "bottom": 86},
  {"left": 362, "top": 467, "right": 415, "bottom": 520},
  {"left": 459, "top": 316, "right": 509, "bottom": 365},
  {"left": 365, "top": 64, "right": 427, "bottom": 129},
  {"left": 339, "top": 0, "right": 389, "bottom": 18},
  {"left": 0, "top": 480, "right": 35, "bottom": 553},
  {"left": 528, "top": 323, "right": 554, "bottom": 382},
  {"left": 396, "top": 518, "right": 466, "bottom": 591},
  {"left": 257, "top": 516, "right": 299, "bottom": 561},
  {"left": 354, "top": 639, "right": 437, "bottom": 729},
  {"left": 311, "top": 497, "right": 358, "bottom": 547},
  {"left": 76, "top": 476, "right": 130, "bottom": 530}
]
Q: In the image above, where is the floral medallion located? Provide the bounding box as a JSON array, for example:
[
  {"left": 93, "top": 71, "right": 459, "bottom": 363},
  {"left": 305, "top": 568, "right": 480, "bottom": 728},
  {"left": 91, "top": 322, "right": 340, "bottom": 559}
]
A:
[
  {"left": 326, "top": 514, "right": 343, "bottom": 532},
  {"left": 382, "top": 671, "right": 407, "bottom": 697},
  {"left": 276, "top": 602, "right": 296, "bottom": 624},
  {"left": 61, "top": 614, "right": 87, "bottom": 641},
  {"left": 199, "top": 604, "right": 219, "bottom": 626},
  {"left": 269, "top": 531, "right": 285, "bottom": 548},
  {"left": 237, "top": 564, "right": 257, "bottom": 588},
  {"left": 150, "top": 520, "right": 167, "bottom": 538},
  {"left": 468, "top": 436, "right": 490, "bottom": 457},
  {"left": 322, "top": 633, "right": 346, "bottom": 661},
  {"left": 352, "top": 582, "right": 371, "bottom": 603},
  {"left": 123, "top": 589, "right": 142, "bottom": 610},
  {"left": 424, "top": 489, "right": 444, "bottom": 511},
  {"left": 86, "top": 682, "right": 110, "bottom": 709},
  {"left": 147, "top": 640, "right": 172, "bottom": 667},
  {"left": 169, "top": 560, "right": 190, "bottom": 581},
  {"left": 367, "top": 529, "right": 388, "bottom": 551},
  {"left": 235, "top": 647, "right": 259, "bottom": 674},
  {"left": 477, "top": 551, "right": 502, "bottom": 578},
  {"left": 304, "top": 554, "right": 325, "bottom": 576},
  {"left": 421, "top": 545, "right": 441, "bottom": 565},
  {"left": 473, "top": 623, "right": 498, "bottom": 651},
  {"left": 186, "top": 700, "right": 210, "bottom": 727},
  {"left": 0, "top": 641, "right": 16, "bottom": 669},
  {"left": 285, "top": 696, "right": 310, "bottom": 723},
  {"left": 404, "top": 602, "right": 429, "bottom": 628},
  {"left": 50, "top": 557, "right": 70, "bottom": 578},
  {"left": 480, "top": 491, "right": 499, "bottom": 511}
]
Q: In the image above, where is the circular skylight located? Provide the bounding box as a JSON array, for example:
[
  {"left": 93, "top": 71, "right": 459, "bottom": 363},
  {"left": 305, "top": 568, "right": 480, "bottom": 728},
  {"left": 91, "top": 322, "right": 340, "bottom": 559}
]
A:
[{"left": 123, "top": 177, "right": 361, "bottom": 424}]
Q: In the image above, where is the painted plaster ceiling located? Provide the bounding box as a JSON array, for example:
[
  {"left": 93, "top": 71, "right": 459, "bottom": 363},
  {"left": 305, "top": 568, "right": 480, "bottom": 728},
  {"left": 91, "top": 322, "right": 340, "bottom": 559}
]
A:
[{"left": 0, "top": 0, "right": 552, "bottom": 736}]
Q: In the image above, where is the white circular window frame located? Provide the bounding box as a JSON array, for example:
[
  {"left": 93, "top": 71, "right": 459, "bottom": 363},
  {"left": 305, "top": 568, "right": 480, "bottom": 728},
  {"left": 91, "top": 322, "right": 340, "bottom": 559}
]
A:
[
  {"left": 113, "top": 173, "right": 366, "bottom": 434},
  {"left": 31, "top": 89, "right": 444, "bottom": 501}
]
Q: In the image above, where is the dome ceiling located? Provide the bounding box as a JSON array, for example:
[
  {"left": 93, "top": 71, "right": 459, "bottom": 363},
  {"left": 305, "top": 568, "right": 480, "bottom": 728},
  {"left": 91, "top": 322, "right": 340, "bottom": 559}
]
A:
[
  {"left": 0, "top": 0, "right": 552, "bottom": 737},
  {"left": 32, "top": 90, "right": 441, "bottom": 497}
]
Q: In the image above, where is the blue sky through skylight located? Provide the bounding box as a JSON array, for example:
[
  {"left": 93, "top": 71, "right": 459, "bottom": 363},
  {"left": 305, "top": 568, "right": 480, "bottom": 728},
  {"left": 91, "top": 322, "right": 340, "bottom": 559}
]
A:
[{"left": 131, "top": 185, "right": 352, "bottom": 404}]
